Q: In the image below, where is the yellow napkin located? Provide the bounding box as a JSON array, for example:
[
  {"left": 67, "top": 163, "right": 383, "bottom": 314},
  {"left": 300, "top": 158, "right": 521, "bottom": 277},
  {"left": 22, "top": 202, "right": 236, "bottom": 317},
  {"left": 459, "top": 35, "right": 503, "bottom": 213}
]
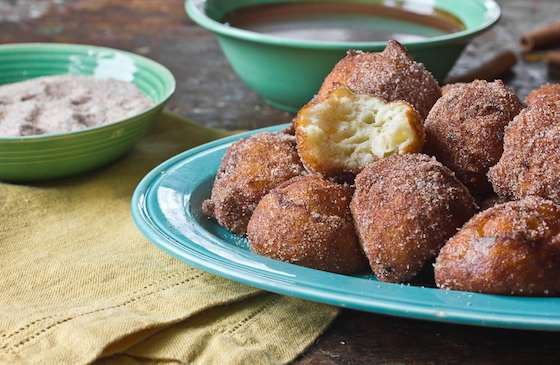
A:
[{"left": 0, "top": 113, "right": 338, "bottom": 365}]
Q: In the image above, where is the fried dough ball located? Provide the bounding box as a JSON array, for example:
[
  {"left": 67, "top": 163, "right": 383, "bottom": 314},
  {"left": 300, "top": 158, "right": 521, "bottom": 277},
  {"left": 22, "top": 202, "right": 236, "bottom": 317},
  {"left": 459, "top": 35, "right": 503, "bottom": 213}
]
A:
[
  {"left": 317, "top": 40, "right": 441, "bottom": 119},
  {"left": 202, "top": 132, "right": 304, "bottom": 234},
  {"left": 247, "top": 175, "right": 368, "bottom": 274},
  {"left": 351, "top": 154, "right": 477, "bottom": 283},
  {"left": 425, "top": 80, "right": 522, "bottom": 194},
  {"left": 294, "top": 87, "right": 424, "bottom": 179},
  {"left": 435, "top": 197, "right": 560, "bottom": 296},
  {"left": 525, "top": 84, "right": 560, "bottom": 106},
  {"left": 488, "top": 100, "right": 560, "bottom": 204}
]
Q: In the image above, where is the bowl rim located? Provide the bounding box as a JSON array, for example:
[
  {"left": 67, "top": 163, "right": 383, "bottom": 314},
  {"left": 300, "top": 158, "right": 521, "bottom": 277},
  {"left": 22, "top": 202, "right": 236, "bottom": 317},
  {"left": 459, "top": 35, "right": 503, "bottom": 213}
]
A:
[
  {"left": 0, "top": 42, "right": 176, "bottom": 142},
  {"left": 186, "top": 0, "right": 501, "bottom": 49}
]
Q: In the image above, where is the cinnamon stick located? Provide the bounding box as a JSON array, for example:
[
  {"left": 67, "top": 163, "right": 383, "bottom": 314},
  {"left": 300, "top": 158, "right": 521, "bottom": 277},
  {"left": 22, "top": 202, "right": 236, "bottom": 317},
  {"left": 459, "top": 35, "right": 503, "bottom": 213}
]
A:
[
  {"left": 521, "top": 21, "right": 560, "bottom": 53},
  {"left": 545, "top": 51, "right": 560, "bottom": 79},
  {"left": 544, "top": 50, "right": 560, "bottom": 65},
  {"left": 445, "top": 50, "right": 517, "bottom": 84},
  {"left": 523, "top": 50, "right": 549, "bottom": 62}
]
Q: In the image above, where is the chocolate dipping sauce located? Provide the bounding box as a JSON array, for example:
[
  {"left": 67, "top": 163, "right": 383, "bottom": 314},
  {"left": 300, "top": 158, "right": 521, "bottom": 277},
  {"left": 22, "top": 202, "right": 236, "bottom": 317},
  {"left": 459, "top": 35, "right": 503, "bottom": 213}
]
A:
[{"left": 222, "top": 2, "right": 465, "bottom": 42}]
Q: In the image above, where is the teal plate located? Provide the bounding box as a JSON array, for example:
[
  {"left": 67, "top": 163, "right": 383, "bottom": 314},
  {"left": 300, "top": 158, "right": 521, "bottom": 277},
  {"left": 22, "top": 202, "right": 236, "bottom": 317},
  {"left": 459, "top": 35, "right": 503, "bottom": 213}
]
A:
[{"left": 132, "top": 125, "right": 560, "bottom": 331}]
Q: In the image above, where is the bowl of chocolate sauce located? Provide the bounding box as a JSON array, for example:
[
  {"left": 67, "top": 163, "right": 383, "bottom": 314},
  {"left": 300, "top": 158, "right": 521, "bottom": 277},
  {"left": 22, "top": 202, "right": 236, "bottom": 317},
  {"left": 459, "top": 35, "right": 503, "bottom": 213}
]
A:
[{"left": 186, "top": 0, "right": 500, "bottom": 112}]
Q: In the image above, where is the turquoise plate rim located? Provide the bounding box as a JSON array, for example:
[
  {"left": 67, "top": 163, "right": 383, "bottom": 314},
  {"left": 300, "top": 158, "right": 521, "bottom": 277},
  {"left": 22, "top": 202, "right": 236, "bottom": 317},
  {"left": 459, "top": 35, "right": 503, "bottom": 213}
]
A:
[
  {"left": 0, "top": 43, "right": 176, "bottom": 142},
  {"left": 132, "top": 124, "right": 560, "bottom": 332},
  {"left": 186, "top": 0, "right": 501, "bottom": 49}
]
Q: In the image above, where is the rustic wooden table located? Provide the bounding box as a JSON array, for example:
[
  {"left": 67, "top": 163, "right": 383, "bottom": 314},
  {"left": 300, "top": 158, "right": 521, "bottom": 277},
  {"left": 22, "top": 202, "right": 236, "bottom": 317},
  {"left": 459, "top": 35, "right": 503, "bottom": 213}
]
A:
[{"left": 3, "top": 0, "right": 560, "bottom": 364}]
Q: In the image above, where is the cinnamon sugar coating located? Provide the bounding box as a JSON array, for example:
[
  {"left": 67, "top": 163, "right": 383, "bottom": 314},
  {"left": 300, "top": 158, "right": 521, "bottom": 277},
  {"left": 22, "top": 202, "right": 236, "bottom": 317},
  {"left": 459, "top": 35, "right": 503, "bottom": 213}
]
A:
[
  {"left": 316, "top": 40, "right": 441, "bottom": 120},
  {"left": 247, "top": 175, "right": 368, "bottom": 274},
  {"left": 435, "top": 197, "right": 560, "bottom": 296},
  {"left": 202, "top": 132, "right": 305, "bottom": 234},
  {"left": 425, "top": 80, "right": 522, "bottom": 194},
  {"left": 525, "top": 83, "right": 560, "bottom": 106},
  {"left": 488, "top": 100, "right": 560, "bottom": 204},
  {"left": 440, "top": 83, "right": 459, "bottom": 95},
  {"left": 351, "top": 154, "right": 477, "bottom": 283}
]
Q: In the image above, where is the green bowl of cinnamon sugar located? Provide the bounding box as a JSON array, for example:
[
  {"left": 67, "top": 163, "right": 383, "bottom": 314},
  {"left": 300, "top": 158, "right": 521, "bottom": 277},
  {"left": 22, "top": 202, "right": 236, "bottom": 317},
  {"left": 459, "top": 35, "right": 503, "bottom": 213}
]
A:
[{"left": 0, "top": 43, "right": 175, "bottom": 182}]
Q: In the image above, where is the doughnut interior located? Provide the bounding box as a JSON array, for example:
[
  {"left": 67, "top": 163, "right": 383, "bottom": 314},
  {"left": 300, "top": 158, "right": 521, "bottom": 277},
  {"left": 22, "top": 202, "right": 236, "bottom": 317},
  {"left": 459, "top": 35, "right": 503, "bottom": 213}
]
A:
[{"left": 295, "top": 87, "right": 424, "bottom": 177}]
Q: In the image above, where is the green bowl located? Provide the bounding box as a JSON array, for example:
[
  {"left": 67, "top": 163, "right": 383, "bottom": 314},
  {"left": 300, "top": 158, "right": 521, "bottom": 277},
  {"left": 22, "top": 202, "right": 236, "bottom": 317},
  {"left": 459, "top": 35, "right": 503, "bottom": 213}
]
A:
[
  {"left": 186, "top": 0, "right": 500, "bottom": 112},
  {"left": 0, "top": 43, "right": 175, "bottom": 182}
]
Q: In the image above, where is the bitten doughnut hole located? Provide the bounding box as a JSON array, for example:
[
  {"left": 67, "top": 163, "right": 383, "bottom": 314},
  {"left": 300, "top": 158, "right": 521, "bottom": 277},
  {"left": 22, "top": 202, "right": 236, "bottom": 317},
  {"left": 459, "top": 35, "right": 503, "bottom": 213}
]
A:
[{"left": 295, "top": 87, "right": 424, "bottom": 178}]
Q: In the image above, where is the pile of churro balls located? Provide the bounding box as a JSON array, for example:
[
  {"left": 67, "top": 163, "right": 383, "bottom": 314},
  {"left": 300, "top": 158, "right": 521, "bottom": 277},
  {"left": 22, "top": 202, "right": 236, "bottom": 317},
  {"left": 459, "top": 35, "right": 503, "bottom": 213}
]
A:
[{"left": 203, "top": 40, "right": 560, "bottom": 296}]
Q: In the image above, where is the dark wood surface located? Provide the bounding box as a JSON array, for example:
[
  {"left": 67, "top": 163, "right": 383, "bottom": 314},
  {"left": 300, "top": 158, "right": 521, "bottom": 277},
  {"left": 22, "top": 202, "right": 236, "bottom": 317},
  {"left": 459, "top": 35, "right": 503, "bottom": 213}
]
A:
[{"left": 3, "top": 0, "right": 560, "bottom": 364}]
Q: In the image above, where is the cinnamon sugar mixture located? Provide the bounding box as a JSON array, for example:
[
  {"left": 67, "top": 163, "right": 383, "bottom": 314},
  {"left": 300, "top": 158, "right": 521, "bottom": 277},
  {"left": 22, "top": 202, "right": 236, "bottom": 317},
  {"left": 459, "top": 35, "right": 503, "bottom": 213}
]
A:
[{"left": 0, "top": 75, "right": 152, "bottom": 137}]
